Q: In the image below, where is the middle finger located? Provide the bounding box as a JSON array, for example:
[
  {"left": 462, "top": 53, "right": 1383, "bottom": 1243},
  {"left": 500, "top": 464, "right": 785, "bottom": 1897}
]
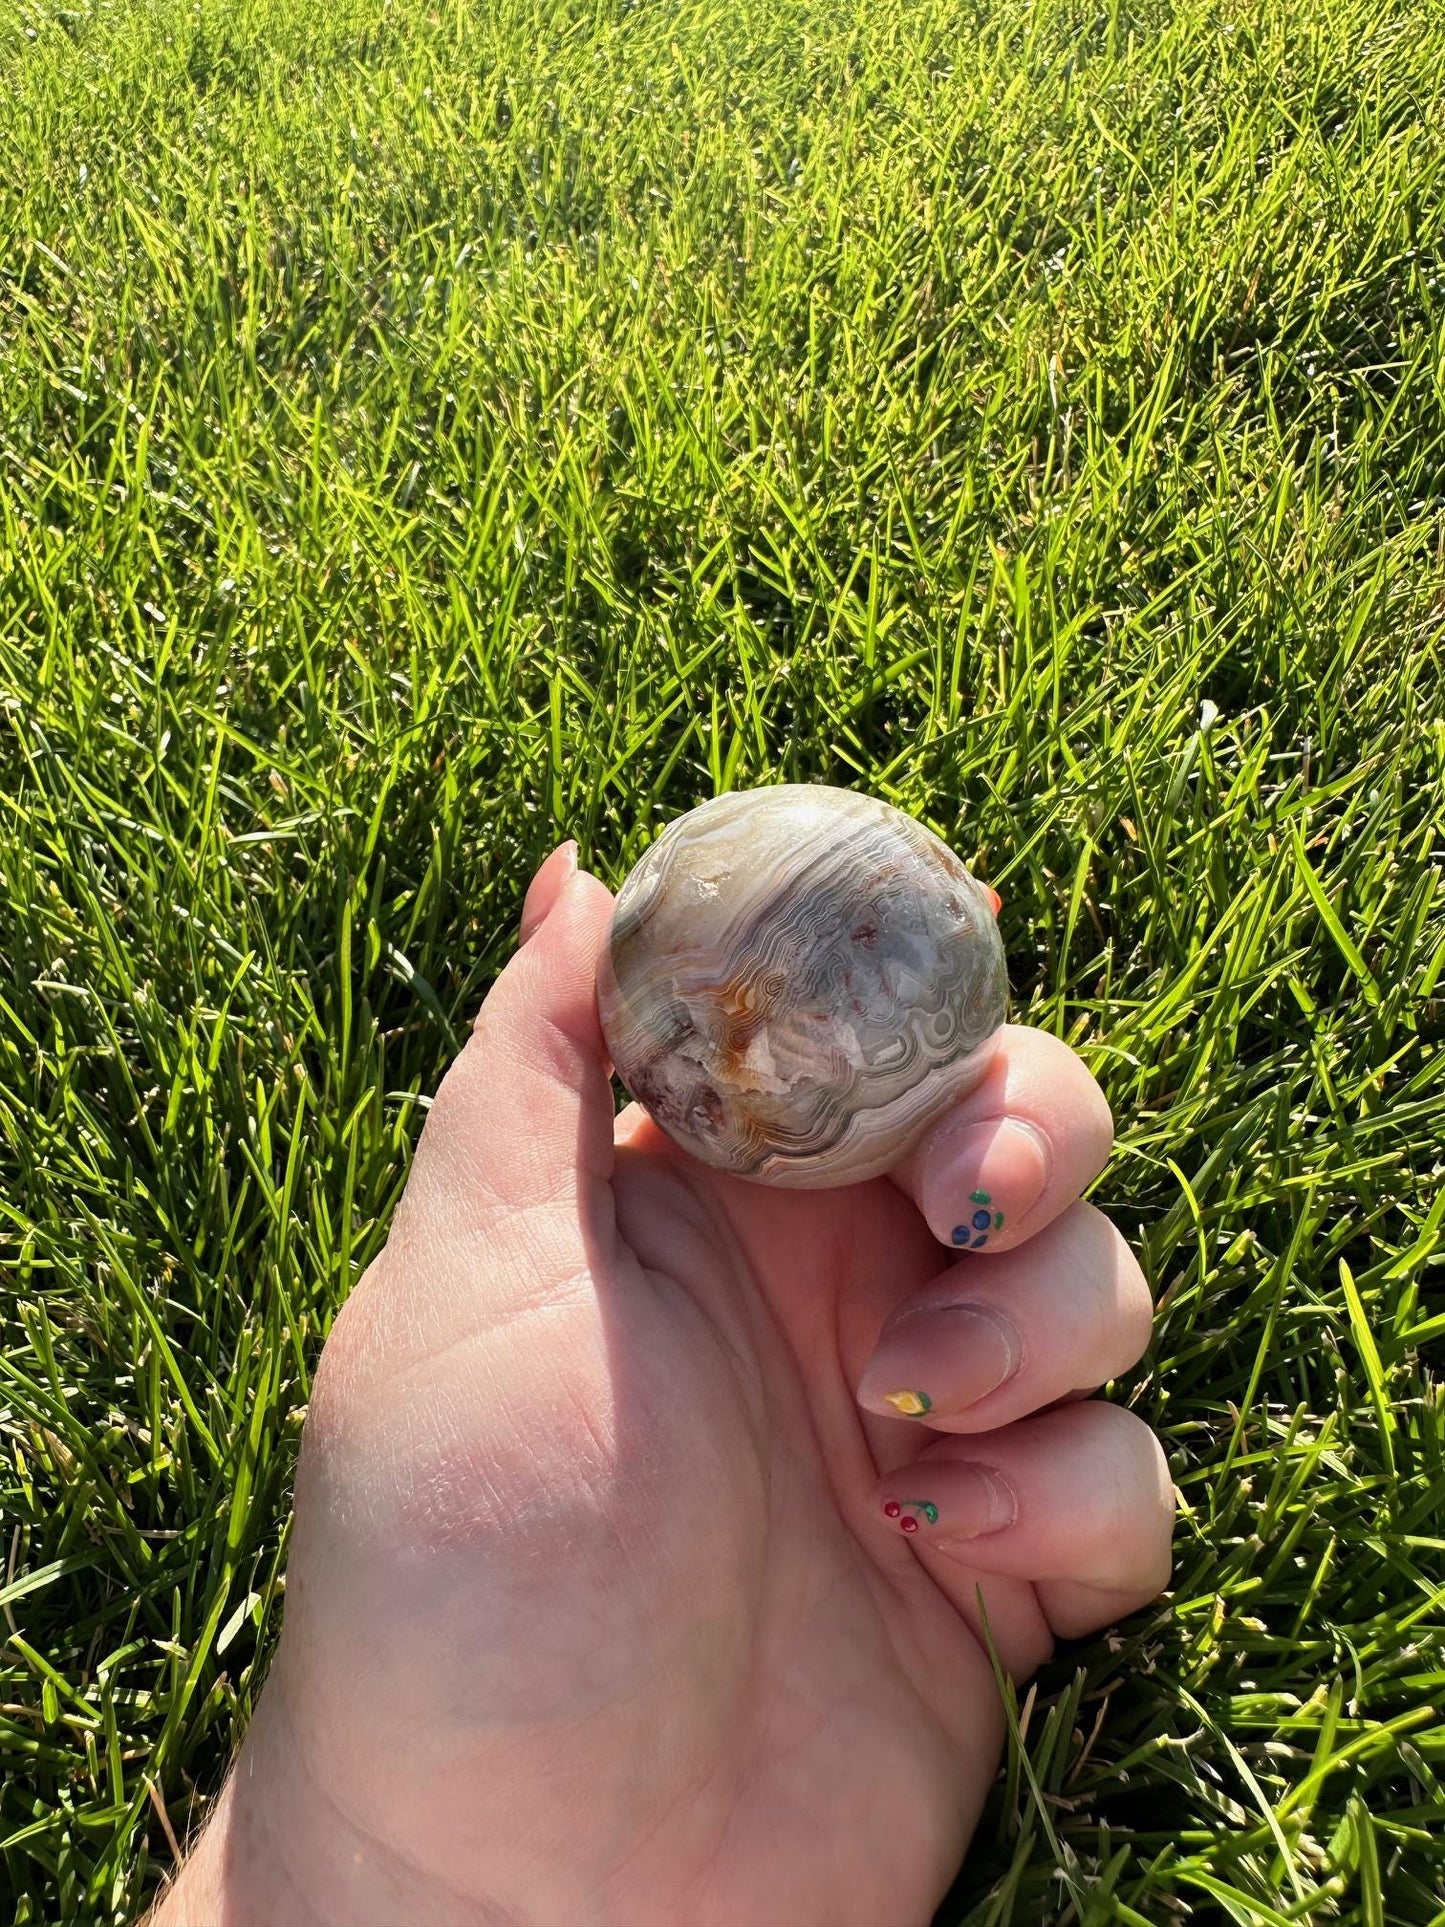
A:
[{"left": 855, "top": 1200, "right": 1152, "bottom": 1434}]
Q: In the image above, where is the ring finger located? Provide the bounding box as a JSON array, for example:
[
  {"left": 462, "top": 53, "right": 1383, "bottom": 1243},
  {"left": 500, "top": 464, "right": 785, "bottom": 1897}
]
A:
[{"left": 876, "top": 1401, "right": 1175, "bottom": 1638}]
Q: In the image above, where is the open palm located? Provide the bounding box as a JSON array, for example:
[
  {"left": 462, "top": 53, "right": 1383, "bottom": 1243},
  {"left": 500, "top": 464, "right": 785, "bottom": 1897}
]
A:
[{"left": 158, "top": 845, "right": 1172, "bottom": 1927}]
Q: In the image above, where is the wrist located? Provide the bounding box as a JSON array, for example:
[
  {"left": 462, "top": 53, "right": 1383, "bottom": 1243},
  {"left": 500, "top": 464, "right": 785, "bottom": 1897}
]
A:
[{"left": 146, "top": 1674, "right": 511, "bottom": 1927}]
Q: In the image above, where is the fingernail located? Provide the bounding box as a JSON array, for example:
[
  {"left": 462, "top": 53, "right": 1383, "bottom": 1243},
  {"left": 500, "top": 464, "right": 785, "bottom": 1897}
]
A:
[
  {"left": 919, "top": 1117, "right": 1051, "bottom": 1251},
  {"left": 882, "top": 1389, "right": 932, "bottom": 1416},
  {"left": 860, "top": 1304, "right": 1021, "bottom": 1418},
  {"left": 519, "top": 839, "right": 578, "bottom": 944},
  {"left": 881, "top": 1466, "right": 1016, "bottom": 1540},
  {"left": 983, "top": 884, "right": 1002, "bottom": 916}
]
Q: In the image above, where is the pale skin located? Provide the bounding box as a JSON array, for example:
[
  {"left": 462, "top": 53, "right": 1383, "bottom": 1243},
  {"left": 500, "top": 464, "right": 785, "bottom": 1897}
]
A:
[{"left": 151, "top": 842, "right": 1174, "bottom": 1927}]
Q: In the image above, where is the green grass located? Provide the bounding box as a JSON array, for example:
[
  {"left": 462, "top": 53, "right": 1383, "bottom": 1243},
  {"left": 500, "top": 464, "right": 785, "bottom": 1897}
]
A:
[{"left": 1, "top": 0, "right": 1443, "bottom": 1917}]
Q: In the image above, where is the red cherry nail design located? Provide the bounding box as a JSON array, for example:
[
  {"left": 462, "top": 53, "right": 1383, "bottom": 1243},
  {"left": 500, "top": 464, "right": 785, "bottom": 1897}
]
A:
[{"left": 886, "top": 1498, "right": 940, "bottom": 1533}]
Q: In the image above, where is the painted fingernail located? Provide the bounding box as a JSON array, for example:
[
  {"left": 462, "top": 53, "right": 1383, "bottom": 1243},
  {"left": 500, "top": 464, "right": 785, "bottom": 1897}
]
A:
[
  {"left": 881, "top": 1466, "right": 1016, "bottom": 1540},
  {"left": 882, "top": 1497, "right": 938, "bottom": 1533},
  {"left": 919, "top": 1116, "right": 1051, "bottom": 1250},
  {"left": 882, "top": 1389, "right": 932, "bottom": 1417},
  {"left": 860, "top": 1304, "right": 1020, "bottom": 1418}
]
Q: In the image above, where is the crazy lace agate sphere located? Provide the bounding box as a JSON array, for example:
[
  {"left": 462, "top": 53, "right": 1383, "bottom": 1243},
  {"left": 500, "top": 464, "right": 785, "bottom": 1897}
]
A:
[{"left": 597, "top": 785, "right": 1007, "bottom": 1187}]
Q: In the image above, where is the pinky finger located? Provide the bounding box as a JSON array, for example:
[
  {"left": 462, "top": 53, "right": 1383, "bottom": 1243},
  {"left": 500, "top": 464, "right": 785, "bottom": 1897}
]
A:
[{"left": 877, "top": 1402, "right": 1175, "bottom": 1638}]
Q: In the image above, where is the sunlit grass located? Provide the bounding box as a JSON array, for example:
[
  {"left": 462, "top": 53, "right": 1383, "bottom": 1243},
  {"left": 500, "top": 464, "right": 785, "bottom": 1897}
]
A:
[{"left": 1, "top": 0, "right": 1442, "bottom": 1918}]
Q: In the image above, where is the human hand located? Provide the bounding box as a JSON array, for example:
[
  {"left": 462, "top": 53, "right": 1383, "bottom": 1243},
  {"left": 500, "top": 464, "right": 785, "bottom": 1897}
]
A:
[{"left": 154, "top": 841, "right": 1173, "bottom": 1927}]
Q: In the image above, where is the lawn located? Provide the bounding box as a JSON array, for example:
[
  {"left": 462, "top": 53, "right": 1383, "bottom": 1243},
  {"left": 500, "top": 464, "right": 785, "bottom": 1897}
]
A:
[{"left": 1, "top": 0, "right": 1443, "bottom": 1918}]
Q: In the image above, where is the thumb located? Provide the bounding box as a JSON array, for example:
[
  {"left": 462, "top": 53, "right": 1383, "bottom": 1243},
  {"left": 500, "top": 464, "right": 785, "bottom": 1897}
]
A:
[
  {"left": 400, "top": 843, "right": 619, "bottom": 1242},
  {"left": 518, "top": 837, "right": 581, "bottom": 946}
]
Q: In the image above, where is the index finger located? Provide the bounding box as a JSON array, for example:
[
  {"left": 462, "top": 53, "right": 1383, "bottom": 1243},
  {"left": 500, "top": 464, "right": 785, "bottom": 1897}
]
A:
[{"left": 886, "top": 1025, "right": 1114, "bottom": 1253}]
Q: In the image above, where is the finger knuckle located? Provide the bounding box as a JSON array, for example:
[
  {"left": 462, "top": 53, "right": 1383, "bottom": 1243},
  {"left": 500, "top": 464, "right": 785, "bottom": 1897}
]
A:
[
  {"left": 1144, "top": 1533, "right": 1176, "bottom": 1596},
  {"left": 1113, "top": 1242, "right": 1157, "bottom": 1355},
  {"left": 1053, "top": 1208, "right": 1153, "bottom": 1358}
]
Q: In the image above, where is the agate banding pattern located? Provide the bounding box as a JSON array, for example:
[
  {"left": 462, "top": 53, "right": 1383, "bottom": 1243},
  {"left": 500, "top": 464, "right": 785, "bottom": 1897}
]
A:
[{"left": 597, "top": 786, "right": 1008, "bottom": 1188}]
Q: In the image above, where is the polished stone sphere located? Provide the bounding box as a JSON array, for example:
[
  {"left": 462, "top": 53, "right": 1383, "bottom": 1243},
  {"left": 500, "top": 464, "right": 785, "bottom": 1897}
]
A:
[{"left": 597, "top": 785, "right": 1007, "bottom": 1187}]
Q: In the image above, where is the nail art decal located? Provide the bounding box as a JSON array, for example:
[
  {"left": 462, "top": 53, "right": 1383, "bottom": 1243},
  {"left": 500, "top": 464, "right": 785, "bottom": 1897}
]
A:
[
  {"left": 952, "top": 1189, "right": 1005, "bottom": 1249},
  {"left": 883, "top": 1389, "right": 932, "bottom": 1417},
  {"left": 883, "top": 1498, "right": 939, "bottom": 1534}
]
